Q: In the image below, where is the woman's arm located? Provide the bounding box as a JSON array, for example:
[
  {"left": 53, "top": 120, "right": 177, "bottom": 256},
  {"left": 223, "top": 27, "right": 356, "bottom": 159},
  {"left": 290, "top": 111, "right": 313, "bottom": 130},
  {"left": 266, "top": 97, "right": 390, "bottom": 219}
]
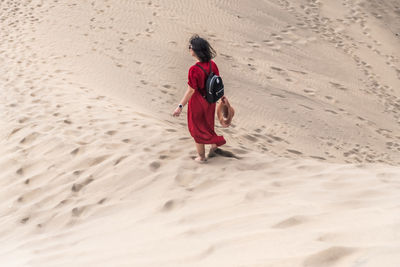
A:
[
  {"left": 172, "top": 85, "right": 195, "bottom": 117},
  {"left": 179, "top": 85, "right": 195, "bottom": 107}
]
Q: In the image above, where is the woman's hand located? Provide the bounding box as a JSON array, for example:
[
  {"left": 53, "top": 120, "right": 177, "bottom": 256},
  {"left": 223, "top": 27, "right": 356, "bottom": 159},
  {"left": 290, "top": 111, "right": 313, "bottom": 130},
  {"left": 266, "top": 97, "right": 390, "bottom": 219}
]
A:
[
  {"left": 173, "top": 106, "right": 182, "bottom": 117},
  {"left": 173, "top": 86, "right": 194, "bottom": 117}
]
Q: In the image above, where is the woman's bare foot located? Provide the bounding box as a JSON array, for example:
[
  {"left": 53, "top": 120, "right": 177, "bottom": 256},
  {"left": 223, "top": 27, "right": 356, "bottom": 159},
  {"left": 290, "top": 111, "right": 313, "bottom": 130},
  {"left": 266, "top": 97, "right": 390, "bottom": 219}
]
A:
[{"left": 194, "top": 156, "right": 206, "bottom": 162}]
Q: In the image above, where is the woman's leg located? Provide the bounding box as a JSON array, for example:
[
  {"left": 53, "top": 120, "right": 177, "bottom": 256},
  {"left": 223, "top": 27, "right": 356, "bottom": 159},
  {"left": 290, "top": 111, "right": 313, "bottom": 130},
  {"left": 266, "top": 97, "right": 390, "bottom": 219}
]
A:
[
  {"left": 195, "top": 142, "right": 206, "bottom": 161},
  {"left": 211, "top": 144, "right": 217, "bottom": 153},
  {"left": 207, "top": 144, "right": 218, "bottom": 158}
]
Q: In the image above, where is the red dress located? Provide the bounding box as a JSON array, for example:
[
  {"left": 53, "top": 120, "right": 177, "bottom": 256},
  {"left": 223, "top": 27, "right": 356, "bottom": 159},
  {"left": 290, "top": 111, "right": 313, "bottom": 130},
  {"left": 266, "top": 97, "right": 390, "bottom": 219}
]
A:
[{"left": 187, "top": 60, "right": 226, "bottom": 146}]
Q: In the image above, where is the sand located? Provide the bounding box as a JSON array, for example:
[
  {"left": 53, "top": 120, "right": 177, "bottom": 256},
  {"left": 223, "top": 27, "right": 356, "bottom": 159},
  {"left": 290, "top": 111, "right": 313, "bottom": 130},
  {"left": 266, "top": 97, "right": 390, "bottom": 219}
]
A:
[{"left": 1, "top": 0, "right": 400, "bottom": 266}]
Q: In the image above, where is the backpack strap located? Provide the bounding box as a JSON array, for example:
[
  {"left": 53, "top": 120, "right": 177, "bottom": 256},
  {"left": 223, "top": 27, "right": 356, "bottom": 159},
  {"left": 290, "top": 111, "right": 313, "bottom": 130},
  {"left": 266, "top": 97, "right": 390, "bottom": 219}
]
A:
[
  {"left": 195, "top": 64, "right": 208, "bottom": 76},
  {"left": 194, "top": 62, "right": 213, "bottom": 99},
  {"left": 195, "top": 61, "right": 213, "bottom": 75}
]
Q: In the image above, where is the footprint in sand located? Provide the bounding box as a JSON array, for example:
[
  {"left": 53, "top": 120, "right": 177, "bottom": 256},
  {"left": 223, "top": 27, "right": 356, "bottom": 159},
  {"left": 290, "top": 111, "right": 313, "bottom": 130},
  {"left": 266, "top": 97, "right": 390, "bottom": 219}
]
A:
[
  {"left": 303, "top": 89, "right": 315, "bottom": 96},
  {"left": 73, "top": 170, "right": 83, "bottom": 176},
  {"left": 70, "top": 147, "right": 81, "bottom": 155},
  {"left": 89, "top": 155, "right": 109, "bottom": 166},
  {"left": 272, "top": 215, "right": 307, "bottom": 228},
  {"left": 105, "top": 130, "right": 117, "bottom": 136},
  {"left": 244, "top": 134, "right": 258, "bottom": 142},
  {"left": 271, "top": 93, "right": 286, "bottom": 99},
  {"left": 303, "top": 246, "right": 356, "bottom": 267},
  {"left": 114, "top": 155, "right": 128, "bottom": 165},
  {"left": 71, "top": 176, "right": 94, "bottom": 193},
  {"left": 16, "top": 167, "right": 24, "bottom": 175},
  {"left": 149, "top": 161, "right": 161, "bottom": 170},
  {"left": 20, "top": 217, "right": 30, "bottom": 224},
  {"left": 98, "top": 198, "right": 107, "bottom": 204},
  {"left": 20, "top": 132, "right": 39, "bottom": 144},
  {"left": 175, "top": 173, "right": 196, "bottom": 187},
  {"left": 310, "top": 155, "right": 327, "bottom": 161},
  {"left": 299, "top": 104, "right": 314, "bottom": 111},
  {"left": 287, "top": 149, "right": 303, "bottom": 155},
  {"left": 71, "top": 206, "right": 86, "bottom": 217},
  {"left": 325, "top": 109, "right": 338, "bottom": 115},
  {"left": 161, "top": 199, "right": 184, "bottom": 212}
]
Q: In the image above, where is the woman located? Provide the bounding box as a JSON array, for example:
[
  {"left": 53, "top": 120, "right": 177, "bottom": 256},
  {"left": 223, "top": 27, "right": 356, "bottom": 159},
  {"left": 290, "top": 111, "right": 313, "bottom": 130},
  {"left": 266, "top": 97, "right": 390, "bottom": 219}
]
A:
[{"left": 173, "top": 35, "right": 226, "bottom": 162}]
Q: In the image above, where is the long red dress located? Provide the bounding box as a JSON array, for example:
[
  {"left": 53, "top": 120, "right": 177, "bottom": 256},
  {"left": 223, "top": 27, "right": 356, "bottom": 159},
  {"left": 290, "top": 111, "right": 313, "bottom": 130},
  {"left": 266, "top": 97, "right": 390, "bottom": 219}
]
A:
[{"left": 187, "top": 60, "right": 226, "bottom": 146}]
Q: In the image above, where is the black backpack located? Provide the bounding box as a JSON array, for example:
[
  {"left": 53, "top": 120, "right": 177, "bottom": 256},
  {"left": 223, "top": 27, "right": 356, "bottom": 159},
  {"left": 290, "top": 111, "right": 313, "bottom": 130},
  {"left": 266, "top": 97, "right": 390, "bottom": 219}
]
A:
[{"left": 195, "top": 62, "right": 224, "bottom": 103}]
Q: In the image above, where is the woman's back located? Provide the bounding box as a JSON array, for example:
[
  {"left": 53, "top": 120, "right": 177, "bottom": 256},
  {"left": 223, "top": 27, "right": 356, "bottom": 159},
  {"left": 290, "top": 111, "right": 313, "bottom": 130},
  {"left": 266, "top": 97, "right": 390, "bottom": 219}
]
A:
[{"left": 188, "top": 60, "right": 219, "bottom": 96}]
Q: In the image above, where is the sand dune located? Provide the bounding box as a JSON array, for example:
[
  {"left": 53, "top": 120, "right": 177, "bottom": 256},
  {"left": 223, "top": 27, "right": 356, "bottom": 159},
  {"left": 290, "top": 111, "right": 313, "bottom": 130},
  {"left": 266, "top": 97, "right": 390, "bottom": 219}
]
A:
[{"left": 1, "top": 0, "right": 400, "bottom": 266}]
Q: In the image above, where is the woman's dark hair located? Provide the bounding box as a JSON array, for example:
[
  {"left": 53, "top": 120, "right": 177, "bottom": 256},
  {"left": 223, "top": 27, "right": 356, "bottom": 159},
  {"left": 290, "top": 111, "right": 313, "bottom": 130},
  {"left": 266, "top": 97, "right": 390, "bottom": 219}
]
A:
[{"left": 189, "top": 34, "right": 216, "bottom": 62}]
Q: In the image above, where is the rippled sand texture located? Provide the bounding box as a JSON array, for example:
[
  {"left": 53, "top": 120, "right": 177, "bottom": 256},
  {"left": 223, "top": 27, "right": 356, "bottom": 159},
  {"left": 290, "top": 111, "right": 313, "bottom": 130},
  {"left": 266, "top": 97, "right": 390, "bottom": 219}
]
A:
[{"left": 1, "top": 0, "right": 400, "bottom": 266}]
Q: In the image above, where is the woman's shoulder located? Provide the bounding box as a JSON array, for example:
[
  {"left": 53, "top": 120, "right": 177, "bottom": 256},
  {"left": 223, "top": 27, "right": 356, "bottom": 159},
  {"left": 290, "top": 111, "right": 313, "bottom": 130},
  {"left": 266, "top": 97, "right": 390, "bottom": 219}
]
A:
[
  {"left": 188, "top": 64, "right": 201, "bottom": 75},
  {"left": 189, "top": 61, "right": 218, "bottom": 73},
  {"left": 189, "top": 62, "right": 206, "bottom": 73}
]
